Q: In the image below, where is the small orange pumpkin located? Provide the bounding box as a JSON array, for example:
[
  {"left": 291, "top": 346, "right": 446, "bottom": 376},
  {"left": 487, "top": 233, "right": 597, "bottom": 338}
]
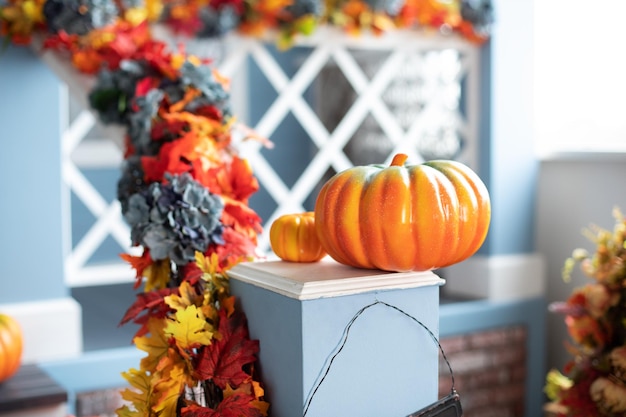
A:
[
  {"left": 314, "top": 153, "right": 491, "bottom": 272},
  {"left": 270, "top": 212, "right": 327, "bottom": 262},
  {"left": 0, "top": 313, "right": 23, "bottom": 382}
]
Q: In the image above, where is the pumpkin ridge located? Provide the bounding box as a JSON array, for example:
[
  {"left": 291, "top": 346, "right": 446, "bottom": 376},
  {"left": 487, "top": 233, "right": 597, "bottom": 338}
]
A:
[
  {"left": 444, "top": 165, "right": 480, "bottom": 264},
  {"left": 414, "top": 167, "right": 442, "bottom": 269},
  {"left": 331, "top": 173, "right": 357, "bottom": 266},
  {"left": 366, "top": 169, "right": 389, "bottom": 270},
  {"left": 380, "top": 166, "right": 413, "bottom": 271},
  {"left": 409, "top": 168, "right": 422, "bottom": 270},
  {"left": 316, "top": 171, "right": 361, "bottom": 266},
  {"left": 442, "top": 162, "right": 491, "bottom": 263},
  {"left": 344, "top": 169, "right": 374, "bottom": 268},
  {"left": 438, "top": 167, "right": 463, "bottom": 266}
]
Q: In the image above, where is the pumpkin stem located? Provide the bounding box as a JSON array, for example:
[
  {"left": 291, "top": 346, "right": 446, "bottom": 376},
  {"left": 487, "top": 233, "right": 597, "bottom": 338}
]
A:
[{"left": 390, "top": 153, "right": 408, "bottom": 167}]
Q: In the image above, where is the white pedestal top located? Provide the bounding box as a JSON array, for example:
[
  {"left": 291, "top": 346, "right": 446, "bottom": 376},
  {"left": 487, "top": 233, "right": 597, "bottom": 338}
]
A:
[{"left": 229, "top": 257, "right": 444, "bottom": 300}]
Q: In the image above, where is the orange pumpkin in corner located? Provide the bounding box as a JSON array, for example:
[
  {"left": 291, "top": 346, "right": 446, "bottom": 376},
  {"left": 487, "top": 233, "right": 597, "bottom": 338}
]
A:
[
  {"left": 270, "top": 212, "right": 327, "bottom": 263},
  {"left": 0, "top": 313, "right": 23, "bottom": 382},
  {"left": 314, "top": 153, "right": 491, "bottom": 272}
]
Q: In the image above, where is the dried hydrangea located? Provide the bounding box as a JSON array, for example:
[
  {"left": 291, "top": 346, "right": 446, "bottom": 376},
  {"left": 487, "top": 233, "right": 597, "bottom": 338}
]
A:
[
  {"left": 117, "top": 156, "right": 146, "bottom": 213},
  {"left": 89, "top": 60, "right": 152, "bottom": 125},
  {"left": 364, "top": 0, "right": 403, "bottom": 16},
  {"left": 175, "top": 61, "right": 232, "bottom": 119},
  {"left": 123, "top": 173, "right": 224, "bottom": 266},
  {"left": 195, "top": 5, "right": 242, "bottom": 38},
  {"left": 127, "top": 88, "right": 165, "bottom": 155},
  {"left": 461, "top": 0, "right": 494, "bottom": 36},
  {"left": 284, "top": 0, "right": 322, "bottom": 20},
  {"left": 43, "top": 0, "right": 118, "bottom": 35}
]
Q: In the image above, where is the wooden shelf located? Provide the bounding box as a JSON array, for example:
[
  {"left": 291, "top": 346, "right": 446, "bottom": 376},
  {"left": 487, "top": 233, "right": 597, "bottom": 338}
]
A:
[{"left": 0, "top": 364, "right": 67, "bottom": 416}]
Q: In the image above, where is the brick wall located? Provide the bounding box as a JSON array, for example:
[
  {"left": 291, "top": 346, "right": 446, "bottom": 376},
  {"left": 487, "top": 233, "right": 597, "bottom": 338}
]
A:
[
  {"left": 75, "top": 387, "right": 125, "bottom": 417},
  {"left": 439, "top": 325, "right": 528, "bottom": 417}
]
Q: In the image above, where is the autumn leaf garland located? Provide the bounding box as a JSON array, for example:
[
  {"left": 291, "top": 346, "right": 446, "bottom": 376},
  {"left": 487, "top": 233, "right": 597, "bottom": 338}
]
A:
[{"left": 99, "top": 31, "right": 268, "bottom": 416}]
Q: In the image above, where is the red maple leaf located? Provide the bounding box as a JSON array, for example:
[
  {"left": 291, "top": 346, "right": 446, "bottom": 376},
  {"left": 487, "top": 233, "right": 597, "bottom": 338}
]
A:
[
  {"left": 221, "top": 200, "right": 262, "bottom": 237},
  {"left": 194, "top": 104, "right": 223, "bottom": 121},
  {"left": 151, "top": 118, "right": 189, "bottom": 142},
  {"left": 42, "top": 30, "right": 80, "bottom": 52},
  {"left": 134, "top": 77, "right": 159, "bottom": 99},
  {"left": 195, "top": 308, "right": 259, "bottom": 389},
  {"left": 180, "top": 262, "right": 205, "bottom": 285},
  {"left": 208, "top": 227, "right": 258, "bottom": 270},
  {"left": 139, "top": 41, "right": 181, "bottom": 80},
  {"left": 119, "top": 287, "right": 177, "bottom": 337},
  {"left": 141, "top": 132, "right": 209, "bottom": 182}
]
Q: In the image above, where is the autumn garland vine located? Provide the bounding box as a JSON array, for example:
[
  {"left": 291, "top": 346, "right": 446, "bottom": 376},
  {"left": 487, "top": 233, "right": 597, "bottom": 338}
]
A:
[
  {"left": 1, "top": 9, "right": 270, "bottom": 417},
  {"left": 0, "top": 0, "right": 492, "bottom": 50}
]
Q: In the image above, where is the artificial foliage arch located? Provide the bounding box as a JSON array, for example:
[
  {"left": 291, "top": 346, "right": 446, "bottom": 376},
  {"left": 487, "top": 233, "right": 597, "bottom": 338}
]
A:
[{"left": 0, "top": 0, "right": 491, "bottom": 415}]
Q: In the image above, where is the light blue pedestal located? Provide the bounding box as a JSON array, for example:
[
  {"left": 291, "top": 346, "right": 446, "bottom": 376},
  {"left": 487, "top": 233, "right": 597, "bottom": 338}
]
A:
[{"left": 229, "top": 258, "right": 445, "bottom": 417}]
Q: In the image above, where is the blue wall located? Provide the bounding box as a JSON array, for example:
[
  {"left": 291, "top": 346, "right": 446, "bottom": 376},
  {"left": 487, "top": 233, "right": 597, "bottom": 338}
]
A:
[
  {"left": 0, "top": 46, "right": 67, "bottom": 303},
  {"left": 484, "top": 0, "right": 538, "bottom": 256}
]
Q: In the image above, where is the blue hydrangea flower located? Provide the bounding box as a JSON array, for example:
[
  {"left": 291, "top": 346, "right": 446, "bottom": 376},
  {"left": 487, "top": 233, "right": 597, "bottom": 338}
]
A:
[{"left": 123, "top": 173, "right": 225, "bottom": 265}]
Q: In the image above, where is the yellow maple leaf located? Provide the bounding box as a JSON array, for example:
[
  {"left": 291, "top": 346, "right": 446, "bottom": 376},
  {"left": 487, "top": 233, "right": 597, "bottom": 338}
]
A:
[
  {"left": 164, "top": 305, "right": 214, "bottom": 350},
  {"left": 152, "top": 363, "right": 186, "bottom": 417},
  {"left": 195, "top": 251, "right": 219, "bottom": 277},
  {"left": 164, "top": 281, "right": 202, "bottom": 311},
  {"left": 115, "top": 405, "right": 143, "bottom": 417},
  {"left": 144, "top": 259, "right": 171, "bottom": 292},
  {"left": 195, "top": 252, "right": 230, "bottom": 303},
  {"left": 118, "top": 368, "right": 155, "bottom": 417},
  {"left": 134, "top": 317, "right": 170, "bottom": 371}
]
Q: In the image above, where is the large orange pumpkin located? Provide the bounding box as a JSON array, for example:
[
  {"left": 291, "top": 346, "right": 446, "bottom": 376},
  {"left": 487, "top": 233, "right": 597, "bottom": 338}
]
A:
[
  {"left": 0, "top": 313, "right": 23, "bottom": 382},
  {"left": 314, "top": 153, "right": 491, "bottom": 272},
  {"left": 270, "top": 212, "right": 327, "bottom": 262}
]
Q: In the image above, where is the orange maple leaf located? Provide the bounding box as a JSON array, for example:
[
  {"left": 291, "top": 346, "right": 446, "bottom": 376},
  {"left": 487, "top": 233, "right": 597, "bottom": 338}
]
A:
[
  {"left": 198, "top": 156, "right": 259, "bottom": 202},
  {"left": 142, "top": 132, "right": 218, "bottom": 182},
  {"left": 221, "top": 199, "right": 262, "bottom": 238},
  {"left": 121, "top": 250, "right": 154, "bottom": 289}
]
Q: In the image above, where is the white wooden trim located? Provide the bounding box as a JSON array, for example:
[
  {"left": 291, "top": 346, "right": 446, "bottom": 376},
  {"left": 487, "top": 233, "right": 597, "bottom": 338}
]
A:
[
  {"left": 69, "top": 139, "right": 124, "bottom": 168},
  {"left": 227, "top": 26, "right": 479, "bottom": 51},
  {"left": 229, "top": 257, "right": 444, "bottom": 300},
  {"left": 441, "top": 253, "right": 546, "bottom": 301},
  {"left": 3, "top": 403, "right": 67, "bottom": 417},
  {"left": 0, "top": 298, "right": 82, "bottom": 363}
]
